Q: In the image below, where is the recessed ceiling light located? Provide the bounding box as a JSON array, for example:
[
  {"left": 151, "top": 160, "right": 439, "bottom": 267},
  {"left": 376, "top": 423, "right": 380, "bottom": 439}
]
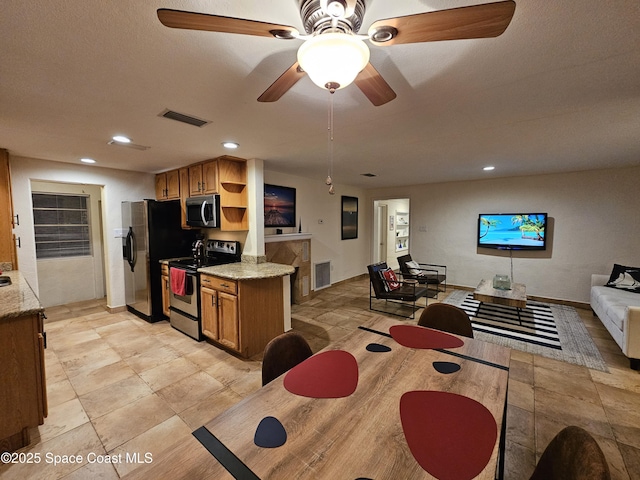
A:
[
  {"left": 222, "top": 142, "right": 239, "bottom": 149},
  {"left": 483, "top": 166, "right": 495, "bottom": 171},
  {"left": 80, "top": 158, "right": 96, "bottom": 164},
  {"left": 112, "top": 135, "right": 131, "bottom": 143}
]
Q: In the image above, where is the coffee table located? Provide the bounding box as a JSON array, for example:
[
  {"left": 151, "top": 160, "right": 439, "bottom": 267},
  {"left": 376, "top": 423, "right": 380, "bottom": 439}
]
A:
[{"left": 473, "top": 279, "right": 527, "bottom": 323}]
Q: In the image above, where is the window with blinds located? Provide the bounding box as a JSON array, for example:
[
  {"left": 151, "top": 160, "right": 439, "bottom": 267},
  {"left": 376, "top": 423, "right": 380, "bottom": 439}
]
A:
[{"left": 32, "top": 193, "right": 92, "bottom": 259}]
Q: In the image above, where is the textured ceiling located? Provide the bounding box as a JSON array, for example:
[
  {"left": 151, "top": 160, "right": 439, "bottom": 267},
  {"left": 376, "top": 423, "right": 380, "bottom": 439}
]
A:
[{"left": 1, "top": 0, "right": 639, "bottom": 188}]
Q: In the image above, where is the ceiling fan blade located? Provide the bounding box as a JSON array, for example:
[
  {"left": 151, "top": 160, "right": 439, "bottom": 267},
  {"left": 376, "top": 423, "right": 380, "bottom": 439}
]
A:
[
  {"left": 368, "top": 0, "right": 515, "bottom": 46},
  {"left": 157, "top": 9, "right": 299, "bottom": 38},
  {"left": 355, "top": 63, "right": 397, "bottom": 106},
  {"left": 258, "top": 62, "right": 307, "bottom": 102}
]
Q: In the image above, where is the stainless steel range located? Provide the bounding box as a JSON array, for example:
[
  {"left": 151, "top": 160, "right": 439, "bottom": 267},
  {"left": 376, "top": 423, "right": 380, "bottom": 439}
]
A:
[{"left": 168, "top": 240, "right": 241, "bottom": 340}]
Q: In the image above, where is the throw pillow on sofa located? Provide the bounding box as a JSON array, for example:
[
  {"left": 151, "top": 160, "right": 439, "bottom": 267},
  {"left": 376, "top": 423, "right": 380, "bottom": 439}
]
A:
[{"left": 606, "top": 264, "right": 640, "bottom": 293}]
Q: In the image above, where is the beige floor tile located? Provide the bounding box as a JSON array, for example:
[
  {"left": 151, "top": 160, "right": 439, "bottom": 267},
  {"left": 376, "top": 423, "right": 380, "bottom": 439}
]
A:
[
  {"left": 591, "top": 366, "right": 640, "bottom": 395},
  {"left": 60, "top": 347, "right": 122, "bottom": 379},
  {"left": 33, "top": 398, "right": 90, "bottom": 443},
  {"left": 47, "top": 378, "right": 78, "bottom": 408},
  {"left": 506, "top": 404, "right": 535, "bottom": 451},
  {"left": 596, "top": 383, "right": 640, "bottom": 449},
  {"left": 157, "top": 371, "right": 226, "bottom": 413},
  {"left": 125, "top": 344, "right": 181, "bottom": 374},
  {"left": 203, "top": 355, "right": 259, "bottom": 386},
  {"left": 95, "top": 319, "right": 146, "bottom": 338},
  {"left": 110, "top": 415, "right": 192, "bottom": 477},
  {"left": 67, "top": 360, "right": 137, "bottom": 397},
  {"left": 53, "top": 337, "right": 112, "bottom": 362},
  {"left": 60, "top": 459, "right": 120, "bottom": 480},
  {"left": 139, "top": 356, "right": 199, "bottom": 392},
  {"left": 504, "top": 439, "right": 536, "bottom": 480},
  {"left": 507, "top": 378, "right": 534, "bottom": 412},
  {"left": 92, "top": 393, "right": 175, "bottom": 452},
  {"left": 178, "top": 387, "right": 244, "bottom": 430},
  {"left": 534, "top": 365, "right": 601, "bottom": 405},
  {"left": 45, "top": 354, "right": 69, "bottom": 385},
  {"left": 0, "top": 422, "right": 104, "bottom": 480},
  {"left": 535, "top": 389, "right": 614, "bottom": 442},
  {"left": 49, "top": 328, "right": 101, "bottom": 351},
  {"left": 227, "top": 369, "right": 262, "bottom": 397},
  {"left": 80, "top": 375, "right": 154, "bottom": 420},
  {"left": 509, "top": 358, "right": 534, "bottom": 385},
  {"left": 106, "top": 334, "right": 161, "bottom": 359}
]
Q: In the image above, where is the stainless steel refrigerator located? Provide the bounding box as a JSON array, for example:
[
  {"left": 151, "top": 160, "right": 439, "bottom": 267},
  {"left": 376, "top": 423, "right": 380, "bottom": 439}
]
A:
[{"left": 122, "top": 200, "right": 197, "bottom": 322}]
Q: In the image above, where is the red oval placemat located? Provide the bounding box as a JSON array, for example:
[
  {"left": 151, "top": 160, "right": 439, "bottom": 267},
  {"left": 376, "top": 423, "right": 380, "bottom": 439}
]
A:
[
  {"left": 389, "top": 325, "right": 464, "bottom": 349},
  {"left": 400, "top": 391, "right": 497, "bottom": 480},
  {"left": 283, "top": 350, "right": 358, "bottom": 398}
]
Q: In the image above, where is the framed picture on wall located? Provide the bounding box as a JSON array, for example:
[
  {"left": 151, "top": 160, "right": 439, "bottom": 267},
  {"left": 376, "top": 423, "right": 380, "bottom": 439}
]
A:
[
  {"left": 264, "top": 184, "right": 296, "bottom": 227},
  {"left": 341, "top": 195, "right": 358, "bottom": 240}
]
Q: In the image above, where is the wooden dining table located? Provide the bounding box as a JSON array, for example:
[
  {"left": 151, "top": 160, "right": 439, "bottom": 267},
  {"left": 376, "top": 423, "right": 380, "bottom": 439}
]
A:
[{"left": 126, "top": 315, "right": 510, "bottom": 480}]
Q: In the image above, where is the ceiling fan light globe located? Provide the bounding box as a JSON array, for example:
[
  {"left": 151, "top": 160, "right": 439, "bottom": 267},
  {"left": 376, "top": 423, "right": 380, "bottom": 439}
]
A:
[{"left": 297, "top": 32, "right": 370, "bottom": 91}]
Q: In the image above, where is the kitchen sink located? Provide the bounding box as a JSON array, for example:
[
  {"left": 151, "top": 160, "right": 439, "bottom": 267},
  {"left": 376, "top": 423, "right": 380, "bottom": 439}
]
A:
[{"left": 0, "top": 276, "right": 11, "bottom": 287}]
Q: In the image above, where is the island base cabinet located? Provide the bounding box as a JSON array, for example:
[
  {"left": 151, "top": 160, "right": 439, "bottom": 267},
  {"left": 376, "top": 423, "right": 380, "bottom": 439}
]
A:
[
  {"left": 0, "top": 312, "right": 47, "bottom": 452},
  {"left": 201, "top": 275, "right": 284, "bottom": 358}
]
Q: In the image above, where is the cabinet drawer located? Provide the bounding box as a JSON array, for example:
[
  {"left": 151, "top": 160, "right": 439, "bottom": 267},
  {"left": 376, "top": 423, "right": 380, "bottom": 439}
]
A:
[{"left": 201, "top": 275, "right": 237, "bottom": 295}]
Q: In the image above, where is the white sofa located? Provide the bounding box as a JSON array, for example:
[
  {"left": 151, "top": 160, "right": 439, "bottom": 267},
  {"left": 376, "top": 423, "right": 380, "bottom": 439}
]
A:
[{"left": 591, "top": 274, "right": 640, "bottom": 370}]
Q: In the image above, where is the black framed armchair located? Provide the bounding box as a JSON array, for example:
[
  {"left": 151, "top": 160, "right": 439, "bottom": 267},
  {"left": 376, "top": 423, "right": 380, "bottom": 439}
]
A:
[
  {"left": 367, "top": 262, "right": 428, "bottom": 319},
  {"left": 397, "top": 254, "right": 447, "bottom": 299}
]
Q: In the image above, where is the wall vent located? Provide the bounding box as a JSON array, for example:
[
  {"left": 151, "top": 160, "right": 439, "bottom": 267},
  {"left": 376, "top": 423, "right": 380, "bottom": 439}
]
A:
[
  {"left": 314, "top": 261, "right": 331, "bottom": 290},
  {"left": 159, "top": 109, "right": 210, "bottom": 127}
]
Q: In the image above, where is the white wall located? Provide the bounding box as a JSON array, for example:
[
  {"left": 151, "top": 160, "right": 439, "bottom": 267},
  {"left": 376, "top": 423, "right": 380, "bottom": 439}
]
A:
[
  {"left": 10, "top": 156, "right": 155, "bottom": 309},
  {"left": 264, "top": 170, "right": 370, "bottom": 286},
  {"left": 367, "top": 166, "right": 640, "bottom": 304}
]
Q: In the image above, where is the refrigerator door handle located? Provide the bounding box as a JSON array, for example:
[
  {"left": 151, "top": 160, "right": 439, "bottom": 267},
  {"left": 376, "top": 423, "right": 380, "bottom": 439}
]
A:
[{"left": 126, "top": 227, "right": 136, "bottom": 272}]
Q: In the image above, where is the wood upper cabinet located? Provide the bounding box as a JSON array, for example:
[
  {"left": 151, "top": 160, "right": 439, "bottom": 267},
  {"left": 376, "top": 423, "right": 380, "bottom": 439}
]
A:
[
  {"left": 155, "top": 169, "right": 180, "bottom": 200},
  {"left": 0, "top": 149, "right": 17, "bottom": 267},
  {"left": 200, "top": 274, "right": 283, "bottom": 358},
  {"left": 189, "top": 159, "right": 218, "bottom": 196}
]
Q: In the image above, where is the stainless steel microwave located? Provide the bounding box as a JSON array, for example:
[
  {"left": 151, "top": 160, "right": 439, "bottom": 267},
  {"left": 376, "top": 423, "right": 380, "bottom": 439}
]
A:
[{"left": 185, "top": 195, "right": 220, "bottom": 228}]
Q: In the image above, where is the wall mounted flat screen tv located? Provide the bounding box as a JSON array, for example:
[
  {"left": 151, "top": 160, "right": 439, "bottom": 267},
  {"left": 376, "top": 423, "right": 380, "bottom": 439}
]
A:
[
  {"left": 264, "top": 184, "right": 296, "bottom": 228},
  {"left": 478, "top": 213, "right": 547, "bottom": 250}
]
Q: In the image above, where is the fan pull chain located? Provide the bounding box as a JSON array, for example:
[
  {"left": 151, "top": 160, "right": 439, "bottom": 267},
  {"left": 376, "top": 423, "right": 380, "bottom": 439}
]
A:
[{"left": 326, "top": 89, "right": 335, "bottom": 194}]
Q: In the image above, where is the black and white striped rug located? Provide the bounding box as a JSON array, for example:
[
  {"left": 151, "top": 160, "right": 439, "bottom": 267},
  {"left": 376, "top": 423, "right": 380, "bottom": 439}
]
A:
[
  {"left": 454, "top": 293, "right": 561, "bottom": 350},
  {"left": 443, "top": 290, "right": 608, "bottom": 371}
]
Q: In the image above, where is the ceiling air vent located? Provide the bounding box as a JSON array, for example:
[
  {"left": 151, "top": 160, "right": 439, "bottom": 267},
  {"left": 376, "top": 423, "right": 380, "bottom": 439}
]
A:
[{"left": 159, "top": 109, "right": 211, "bottom": 128}]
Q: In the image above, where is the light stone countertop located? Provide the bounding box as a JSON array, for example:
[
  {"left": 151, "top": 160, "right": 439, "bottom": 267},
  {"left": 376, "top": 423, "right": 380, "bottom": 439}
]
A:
[
  {"left": 0, "top": 270, "right": 44, "bottom": 320},
  {"left": 197, "top": 262, "right": 295, "bottom": 280}
]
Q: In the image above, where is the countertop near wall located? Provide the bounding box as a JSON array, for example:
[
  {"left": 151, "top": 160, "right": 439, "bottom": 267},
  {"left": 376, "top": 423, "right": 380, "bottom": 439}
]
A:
[{"left": 0, "top": 270, "right": 44, "bottom": 319}]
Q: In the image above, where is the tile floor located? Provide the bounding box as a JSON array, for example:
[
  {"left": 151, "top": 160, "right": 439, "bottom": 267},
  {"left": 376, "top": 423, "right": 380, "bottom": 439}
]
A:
[{"left": 1, "top": 277, "right": 638, "bottom": 479}]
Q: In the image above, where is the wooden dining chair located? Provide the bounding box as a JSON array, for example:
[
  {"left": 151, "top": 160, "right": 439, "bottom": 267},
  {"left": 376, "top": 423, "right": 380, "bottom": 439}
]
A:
[
  {"left": 530, "top": 426, "right": 611, "bottom": 480},
  {"left": 262, "top": 331, "right": 313, "bottom": 386},
  {"left": 417, "top": 303, "right": 474, "bottom": 338}
]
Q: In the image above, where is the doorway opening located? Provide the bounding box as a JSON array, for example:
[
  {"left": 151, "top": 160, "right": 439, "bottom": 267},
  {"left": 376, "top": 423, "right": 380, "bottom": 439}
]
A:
[
  {"left": 372, "top": 198, "right": 410, "bottom": 271},
  {"left": 30, "top": 180, "right": 107, "bottom": 308}
]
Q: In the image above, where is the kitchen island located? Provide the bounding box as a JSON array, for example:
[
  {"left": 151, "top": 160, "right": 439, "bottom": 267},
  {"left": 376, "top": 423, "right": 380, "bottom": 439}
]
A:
[
  {"left": 197, "top": 262, "right": 295, "bottom": 358},
  {"left": 0, "top": 270, "right": 47, "bottom": 452}
]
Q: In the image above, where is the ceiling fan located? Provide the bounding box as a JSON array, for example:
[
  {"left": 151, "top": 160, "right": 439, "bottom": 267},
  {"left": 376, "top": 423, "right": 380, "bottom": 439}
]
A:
[{"left": 157, "top": 0, "right": 515, "bottom": 106}]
